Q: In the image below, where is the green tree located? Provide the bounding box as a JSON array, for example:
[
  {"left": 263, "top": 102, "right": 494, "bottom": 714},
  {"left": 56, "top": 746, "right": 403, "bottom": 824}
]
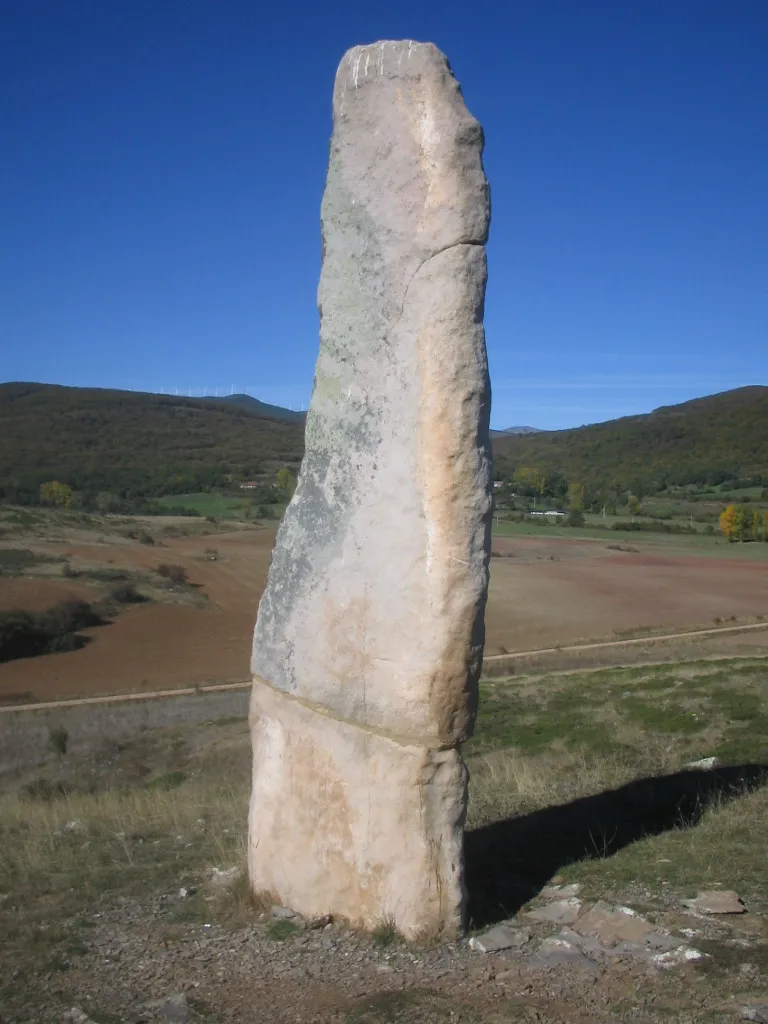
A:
[{"left": 627, "top": 494, "right": 641, "bottom": 518}]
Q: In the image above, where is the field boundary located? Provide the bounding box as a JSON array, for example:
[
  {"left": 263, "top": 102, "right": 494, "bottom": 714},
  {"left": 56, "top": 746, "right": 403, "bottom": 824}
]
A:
[
  {"left": 2, "top": 621, "right": 767, "bottom": 716},
  {"left": 483, "top": 620, "right": 768, "bottom": 662},
  {"left": 0, "top": 680, "right": 251, "bottom": 715}
]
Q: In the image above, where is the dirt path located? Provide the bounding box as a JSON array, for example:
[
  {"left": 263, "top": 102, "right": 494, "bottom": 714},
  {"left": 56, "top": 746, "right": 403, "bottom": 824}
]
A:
[{"left": 483, "top": 619, "right": 768, "bottom": 661}]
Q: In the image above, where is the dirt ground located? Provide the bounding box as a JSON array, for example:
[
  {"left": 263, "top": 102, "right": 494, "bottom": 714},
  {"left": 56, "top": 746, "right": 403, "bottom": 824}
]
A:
[{"left": 1, "top": 525, "right": 766, "bottom": 702}]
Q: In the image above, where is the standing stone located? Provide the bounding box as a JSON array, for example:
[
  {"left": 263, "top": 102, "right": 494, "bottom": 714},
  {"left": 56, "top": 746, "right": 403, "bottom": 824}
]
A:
[{"left": 249, "top": 39, "right": 492, "bottom": 940}]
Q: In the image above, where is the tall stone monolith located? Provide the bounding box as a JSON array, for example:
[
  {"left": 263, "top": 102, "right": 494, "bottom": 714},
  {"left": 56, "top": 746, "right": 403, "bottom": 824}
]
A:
[{"left": 248, "top": 39, "right": 492, "bottom": 939}]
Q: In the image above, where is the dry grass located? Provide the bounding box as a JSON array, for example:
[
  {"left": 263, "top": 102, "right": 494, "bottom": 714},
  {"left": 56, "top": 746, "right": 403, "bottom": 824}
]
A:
[{"left": 1, "top": 656, "right": 766, "bottom": 981}]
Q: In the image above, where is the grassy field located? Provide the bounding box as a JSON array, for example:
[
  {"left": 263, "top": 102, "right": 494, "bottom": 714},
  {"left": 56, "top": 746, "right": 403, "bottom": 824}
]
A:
[
  {"left": 155, "top": 491, "right": 288, "bottom": 522},
  {"left": 491, "top": 517, "right": 768, "bottom": 558},
  {"left": 1, "top": 656, "right": 766, "bottom": 1014}
]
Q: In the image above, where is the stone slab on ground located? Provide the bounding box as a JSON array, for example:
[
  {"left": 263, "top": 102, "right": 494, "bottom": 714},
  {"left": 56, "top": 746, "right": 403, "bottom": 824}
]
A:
[
  {"left": 527, "top": 936, "right": 597, "bottom": 971},
  {"left": 469, "top": 925, "right": 531, "bottom": 953},
  {"left": 526, "top": 897, "right": 582, "bottom": 924},
  {"left": 572, "top": 901, "right": 656, "bottom": 946},
  {"left": 742, "top": 1007, "right": 768, "bottom": 1023},
  {"left": 682, "top": 890, "right": 746, "bottom": 914}
]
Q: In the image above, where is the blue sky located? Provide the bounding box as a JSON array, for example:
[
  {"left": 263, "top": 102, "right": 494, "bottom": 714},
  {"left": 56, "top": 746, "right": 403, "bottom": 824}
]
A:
[{"left": 2, "top": 1, "right": 766, "bottom": 430}]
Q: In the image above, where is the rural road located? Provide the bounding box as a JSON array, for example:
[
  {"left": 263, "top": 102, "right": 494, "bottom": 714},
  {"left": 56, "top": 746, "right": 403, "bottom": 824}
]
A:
[{"left": 2, "top": 620, "right": 766, "bottom": 715}]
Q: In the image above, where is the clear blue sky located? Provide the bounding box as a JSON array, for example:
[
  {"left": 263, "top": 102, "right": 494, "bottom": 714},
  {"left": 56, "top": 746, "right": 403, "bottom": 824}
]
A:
[{"left": 2, "top": 1, "right": 766, "bottom": 429}]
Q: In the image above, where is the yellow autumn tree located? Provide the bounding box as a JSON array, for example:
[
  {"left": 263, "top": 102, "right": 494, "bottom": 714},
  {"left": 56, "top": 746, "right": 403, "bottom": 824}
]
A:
[
  {"left": 567, "top": 481, "right": 585, "bottom": 511},
  {"left": 720, "top": 504, "right": 752, "bottom": 542},
  {"left": 518, "top": 466, "right": 548, "bottom": 493},
  {"left": 39, "top": 480, "right": 72, "bottom": 508}
]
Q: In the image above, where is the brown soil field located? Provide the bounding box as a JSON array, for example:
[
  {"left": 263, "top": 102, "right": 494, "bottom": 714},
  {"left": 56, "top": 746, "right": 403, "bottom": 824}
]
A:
[
  {"left": 486, "top": 535, "right": 768, "bottom": 653},
  {"left": 0, "top": 577, "right": 92, "bottom": 613},
  {"left": 0, "top": 526, "right": 766, "bottom": 702}
]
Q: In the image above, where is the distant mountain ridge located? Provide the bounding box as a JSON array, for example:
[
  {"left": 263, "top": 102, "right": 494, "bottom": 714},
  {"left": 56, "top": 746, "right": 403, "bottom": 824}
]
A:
[
  {"left": 490, "top": 425, "right": 543, "bottom": 436},
  {"left": 209, "top": 393, "right": 306, "bottom": 424}
]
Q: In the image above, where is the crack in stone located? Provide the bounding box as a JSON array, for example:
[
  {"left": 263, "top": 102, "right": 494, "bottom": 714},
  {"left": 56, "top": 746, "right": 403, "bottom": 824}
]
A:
[
  {"left": 391, "top": 239, "right": 485, "bottom": 338},
  {"left": 251, "top": 674, "right": 457, "bottom": 751}
]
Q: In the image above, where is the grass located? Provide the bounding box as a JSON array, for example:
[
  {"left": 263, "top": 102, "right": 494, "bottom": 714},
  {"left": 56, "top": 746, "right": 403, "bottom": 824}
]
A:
[
  {"left": 265, "top": 918, "right": 301, "bottom": 940},
  {"left": 491, "top": 517, "right": 768, "bottom": 558},
  {"left": 0, "top": 547, "right": 55, "bottom": 574},
  {"left": 155, "top": 492, "right": 281, "bottom": 521},
  {"left": 1, "top": 657, "right": 766, "bottom": 1009}
]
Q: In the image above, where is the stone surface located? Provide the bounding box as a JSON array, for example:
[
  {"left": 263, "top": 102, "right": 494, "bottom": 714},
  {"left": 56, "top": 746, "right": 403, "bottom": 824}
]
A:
[
  {"left": 540, "top": 883, "right": 581, "bottom": 900},
  {"left": 572, "top": 901, "right": 655, "bottom": 946},
  {"left": 469, "top": 925, "right": 531, "bottom": 953},
  {"left": 144, "top": 994, "right": 190, "bottom": 1023},
  {"left": 249, "top": 682, "right": 469, "bottom": 938},
  {"left": 208, "top": 865, "right": 241, "bottom": 889},
  {"left": 249, "top": 39, "right": 491, "bottom": 940},
  {"left": 527, "top": 937, "right": 596, "bottom": 971},
  {"left": 526, "top": 897, "right": 582, "bottom": 924},
  {"left": 250, "top": 38, "right": 491, "bottom": 746},
  {"left": 652, "top": 947, "right": 707, "bottom": 968},
  {"left": 682, "top": 890, "right": 746, "bottom": 914},
  {"left": 742, "top": 1007, "right": 768, "bottom": 1023}
]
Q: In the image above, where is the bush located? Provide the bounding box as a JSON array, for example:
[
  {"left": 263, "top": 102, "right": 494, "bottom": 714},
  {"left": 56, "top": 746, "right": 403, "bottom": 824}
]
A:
[
  {"left": 48, "top": 726, "right": 69, "bottom": 757},
  {"left": 0, "top": 599, "right": 103, "bottom": 664},
  {"left": 0, "top": 548, "right": 41, "bottom": 576},
  {"left": 157, "top": 563, "right": 188, "bottom": 585},
  {"left": 108, "top": 582, "right": 146, "bottom": 605},
  {"left": 39, "top": 598, "right": 101, "bottom": 636},
  {"left": 566, "top": 509, "right": 585, "bottom": 527},
  {"left": 22, "top": 778, "right": 72, "bottom": 801},
  {"left": 0, "top": 610, "right": 48, "bottom": 661}
]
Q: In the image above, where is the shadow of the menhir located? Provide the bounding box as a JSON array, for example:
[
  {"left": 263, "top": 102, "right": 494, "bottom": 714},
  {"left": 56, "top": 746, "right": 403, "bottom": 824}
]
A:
[{"left": 464, "top": 763, "right": 768, "bottom": 928}]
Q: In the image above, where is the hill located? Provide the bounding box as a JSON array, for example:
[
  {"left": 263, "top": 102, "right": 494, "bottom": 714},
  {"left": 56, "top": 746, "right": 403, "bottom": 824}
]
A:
[
  {"left": 492, "top": 386, "right": 768, "bottom": 494},
  {"left": 211, "top": 393, "right": 306, "bottom": 424},
  {"left": 1, "top": 382, "right": 766, "bottom": 508},
  {"left": 0, "top": 382, "right": 304, "bottom": 505}
]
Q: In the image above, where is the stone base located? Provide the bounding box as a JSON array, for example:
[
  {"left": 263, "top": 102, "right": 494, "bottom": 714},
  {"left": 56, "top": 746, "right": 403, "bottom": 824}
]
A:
[{"left": 248, "top": 680, "right": 468, "bottom": 939}]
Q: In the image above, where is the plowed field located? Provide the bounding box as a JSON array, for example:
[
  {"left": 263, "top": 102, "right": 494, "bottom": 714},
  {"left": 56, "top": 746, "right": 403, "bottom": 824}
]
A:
[{"left": 1, "top": 525, "right": 766, "bottom": 702}]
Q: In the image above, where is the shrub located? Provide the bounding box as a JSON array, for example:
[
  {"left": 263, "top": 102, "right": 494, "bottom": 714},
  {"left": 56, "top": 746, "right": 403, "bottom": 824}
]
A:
[
  {"left": 0, "top": 548, "right": 41, "bottom": 576},
  {"left": 108, "top": 582, "right": 146, "bottom": 605},
  {"left": 0, "top": 599, "right": 102, "bottom": 664},
  {"left": 48, "top": 726, "right": 69, "bottom": 757},
  {"left": 157, "top": 563, "right": 187, "bottom": 584},
  {"left": 0, "top": 610, "right": 48, "bottom": 661},
  {"left": 22, "top": 778, "right": 72, "bottom": 801},
  {"left": 39, "top": 598, "right": 101, "bottom": 636},
  {"left": 157, "top": 563, "right": 188, "bottom": 585}
]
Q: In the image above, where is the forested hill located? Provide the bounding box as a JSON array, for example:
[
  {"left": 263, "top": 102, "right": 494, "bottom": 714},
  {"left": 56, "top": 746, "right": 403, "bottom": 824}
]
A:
[
  {"left": 1, "top": 382, "right": 766, "bottom": 506},
  {"left": 492, "top": 386, "right": 768, "bottom": 493},
  {"left": 0, "top": 382, "right": 304, "bottom": 504}
]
